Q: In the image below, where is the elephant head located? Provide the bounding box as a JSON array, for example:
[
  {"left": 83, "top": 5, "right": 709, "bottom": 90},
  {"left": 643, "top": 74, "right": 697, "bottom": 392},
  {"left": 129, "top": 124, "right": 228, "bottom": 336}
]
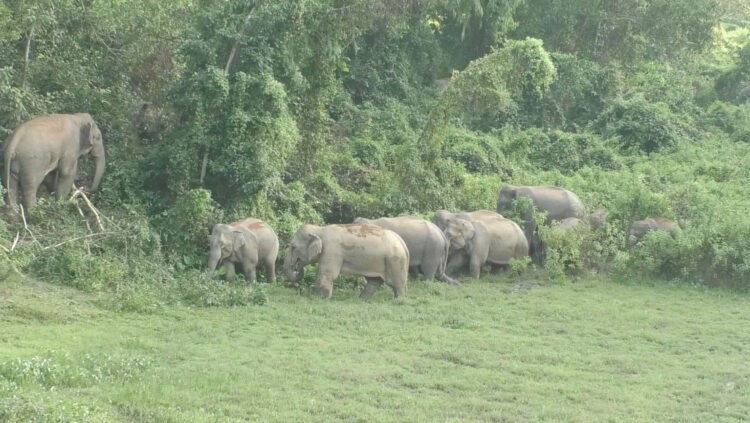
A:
[
  {"left": 443, "top": 218, "right": 476, "bottom": 253},
  {"left": 207, "top": 224, "right": 247, "bottom": 272},
  {"left": 589, "top": 209, "right": 609, "bottom": 231},
  {"left": 284, "top": 225, "right": 323, "bottom": 283},
  {"left": 78, "top": 114, "right": 105, "bottom": 191},
  {"left": 496, "top": 185, "right": 518, "bottom": 214},
  {"left": 433, "top": 210, "right": 453, "bottom": 231}
]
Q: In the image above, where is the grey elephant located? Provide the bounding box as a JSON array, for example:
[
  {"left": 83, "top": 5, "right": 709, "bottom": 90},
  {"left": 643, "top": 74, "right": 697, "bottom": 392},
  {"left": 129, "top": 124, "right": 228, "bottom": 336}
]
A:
[
  {"left": 433, "top": 210, "right": 504, "bottom": 231},
  {"left": 589, "top": 209, "right": 609, "bottom": 230},
  {"left": 559, "top": 217, "right": 583, "bottom": 231},
  {"left": 207, "top": 223, "right": 262, "bottom": 282},
  {"left": 629, "top": 217, "right": 679, "bottom": 245},
  {"left": 284, "top": 224, "right": 409, "bottom": 300},
  {"left": 3, "top": 113, "right": 105, "bottom": 210},
  {"left": 497, "top": 185, "right": 584, "bottom": 261},
  {"left": 353, "top": 216, "right": 459, "bottom": 285},
  {"left": 497, "top": 185, "right": 584, "bottom": 221},
  {"left": 443, "top": 216, "right": 529, "bottom": 279},
  {"left": 225, "top": 218, "right": 279, "bottom": 282}
]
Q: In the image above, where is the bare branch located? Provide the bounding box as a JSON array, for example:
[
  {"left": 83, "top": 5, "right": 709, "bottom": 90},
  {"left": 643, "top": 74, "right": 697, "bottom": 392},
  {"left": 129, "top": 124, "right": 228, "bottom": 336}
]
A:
[
  {"left": 19, "top": 205, "right": 41, "bottom": 248},
  {"left": 42, "top": 232, "right": 122, "bottom": 251}
]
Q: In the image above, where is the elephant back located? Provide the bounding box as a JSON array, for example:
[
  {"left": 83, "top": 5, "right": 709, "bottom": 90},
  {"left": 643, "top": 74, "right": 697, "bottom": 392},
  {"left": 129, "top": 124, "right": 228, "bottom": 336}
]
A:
[
  {"left": 230, "top": 218, "right": 279, "bottom": 259},
  {"left": 522, "top": 186, "right": 585, "bottom": 221},
  {"left": 483, "top": 218, "right": 529, "bottom": 264}
]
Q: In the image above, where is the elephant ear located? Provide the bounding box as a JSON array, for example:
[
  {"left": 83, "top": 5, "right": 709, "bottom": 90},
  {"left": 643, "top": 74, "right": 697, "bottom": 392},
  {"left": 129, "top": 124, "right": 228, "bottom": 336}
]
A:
[
  {"left": 307, "top": 234, "right": 323, "bottom": 261},
  {"left": 232, "top": 230, "right": 248, "bottom": 252},
  {"left": 79, "top": 122, "right": 93, "bottom": 151}
]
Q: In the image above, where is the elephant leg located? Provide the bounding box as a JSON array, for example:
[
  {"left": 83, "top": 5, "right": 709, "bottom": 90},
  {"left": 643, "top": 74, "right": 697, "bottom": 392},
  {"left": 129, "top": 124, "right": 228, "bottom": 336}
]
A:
[
  {"left": 55, "top": 171, "right": 76, "bottom": 201},
  {"left": 263, "top": 257, "right": 276, "bottom": 283},
  {"left": 409, "top": 265, "right": 420, "bottom": 279},
  {"left": 360, "top": 277, "right": 384, "bottom": 300},
  {"left": 224, "top": 262, "right": 236, "bottom": 281},
  {"left": 42, "top": 171, "right": 57, "bottom": 193},
  {"left": 420, "top": 259, "right": 439, "bottom": 282},
  {"left": 21, "top": 177, "right": 41, "bottom": 211},
  {"left": 491, "top": 264, "right": 509, "bottom": 274},
  {"left": 315, "top": 267, "right": 338, "bottom": 299},
  {"left": 469, "top": 255, "right": 483, "bottom": 279},
  {"left": 241, "top": 263, "right": 257, "bottom": 284},
  {"left": 446, "top": 253, "right": 467, "bottom": 275}
]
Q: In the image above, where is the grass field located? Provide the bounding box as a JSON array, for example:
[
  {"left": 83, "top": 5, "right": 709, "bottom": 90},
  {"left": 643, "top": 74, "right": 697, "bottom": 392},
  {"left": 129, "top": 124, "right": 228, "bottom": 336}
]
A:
[{"left": 1, "top": 272, "right": 749, "bottom": 422}]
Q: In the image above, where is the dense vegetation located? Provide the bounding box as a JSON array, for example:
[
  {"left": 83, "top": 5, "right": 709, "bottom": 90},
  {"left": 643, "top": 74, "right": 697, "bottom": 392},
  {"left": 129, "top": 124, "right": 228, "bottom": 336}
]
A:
[{"left": 1, "top": 0, "right": 750, "bottom": 300}]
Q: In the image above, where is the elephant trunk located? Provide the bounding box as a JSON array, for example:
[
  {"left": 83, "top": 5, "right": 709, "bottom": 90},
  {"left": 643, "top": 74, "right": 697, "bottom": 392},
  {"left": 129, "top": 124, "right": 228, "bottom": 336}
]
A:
[
  {"left": 284, "top": 253, "right": 303, "bottom": 283},
  {"left": 90, "top": 144, "right": 105, "bottom": 191},
  {"left": 207, "top": 247, "right": 222, "bottom": 272}
]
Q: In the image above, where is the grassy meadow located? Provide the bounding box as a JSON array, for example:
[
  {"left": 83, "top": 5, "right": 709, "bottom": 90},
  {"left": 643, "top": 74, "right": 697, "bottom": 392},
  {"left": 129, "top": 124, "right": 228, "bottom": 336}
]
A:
[{"left": 2, "top": 272, "right": 749, "bottom": 422}]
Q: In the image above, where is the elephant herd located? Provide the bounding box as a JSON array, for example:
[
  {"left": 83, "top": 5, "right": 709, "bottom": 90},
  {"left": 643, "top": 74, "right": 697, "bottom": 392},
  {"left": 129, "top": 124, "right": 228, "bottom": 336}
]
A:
[
  {"left": 2, "top": 114, "right": 679, "bottom": 300},
  {"left": 207, "top": 185, "right": 679, "bottom": 300}
]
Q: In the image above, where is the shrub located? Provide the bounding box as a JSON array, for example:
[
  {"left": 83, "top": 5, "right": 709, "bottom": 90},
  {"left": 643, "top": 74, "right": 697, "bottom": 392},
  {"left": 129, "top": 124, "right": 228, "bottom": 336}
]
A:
[{"left": 596, "top": 95, "right": 682, "bottom": 154}]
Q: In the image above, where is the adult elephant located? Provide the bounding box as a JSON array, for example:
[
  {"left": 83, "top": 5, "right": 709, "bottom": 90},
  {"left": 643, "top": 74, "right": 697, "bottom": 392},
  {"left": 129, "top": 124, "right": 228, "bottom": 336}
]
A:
[
  {"left": 206, "top": 223, "right": 263, "bottom": 282},
  {"left": 353, "top": 216, "right": 459, "bottom": 285},
  {"left": 211, "top": 218, "right": 279, "bottom": 283},
  {"left": 497, "top": 185, "right": 584, "bottom": 222},
  {"left": 497, "top": 185, "right": 584, "bottom": 262},
  {"left": 284, "top": 224, "right": 409, "bottom": 300},
  {"left": 443, "top": 216, "right": 529, "bottom": 279},
  {"left": 433, "top": 210, "right": 504, "bottom": 231},
  {"left": 629, "top": 217, "right": 679, "bottom": 245},
  {"left": 3, "top": 113, "right": 105, "bottom": 210}
]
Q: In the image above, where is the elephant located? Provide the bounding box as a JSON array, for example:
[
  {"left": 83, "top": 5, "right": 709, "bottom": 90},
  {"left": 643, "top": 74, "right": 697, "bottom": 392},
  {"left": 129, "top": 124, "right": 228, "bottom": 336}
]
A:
[
  {"left": 497, "top": 185, "right": 585, "bottom": 222},
  {"left": 559, "top": 217, "right": 583, "bottom": 231},
  {"left": 3, "top": 113, "right": 105, "bottom": 210},
  {"left": 284, "top": 224, "right": 409, "bottom": 300},
  {"left": 497, "top": 185, "right": 585, "bottom": 262},
  {"left": 433, "top": 210, "right": 504, "bottom": 231},
  {"left": 442, "top": 216, "right": 529, "bottom": 279},
  {"left": 353, "top": 216, "right": 459, "bottom": 285},
  {"left": 589, "top": 209, "right": 609, "bottom": 231},
  {"left": 226, "top": 218, "right": 279, "bottom": 282},
  {"left": 207, "top": 223, "right": 261, "bottom": 282},
  {"left": 629, "top": 217, "right": 679, "bottom": 245}
]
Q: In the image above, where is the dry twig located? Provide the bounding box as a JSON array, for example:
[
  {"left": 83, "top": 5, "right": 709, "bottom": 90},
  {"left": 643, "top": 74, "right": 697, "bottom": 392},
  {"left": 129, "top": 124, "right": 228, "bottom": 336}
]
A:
[{"left": 70, "top": 185, "right": 105, "bottom": 232}]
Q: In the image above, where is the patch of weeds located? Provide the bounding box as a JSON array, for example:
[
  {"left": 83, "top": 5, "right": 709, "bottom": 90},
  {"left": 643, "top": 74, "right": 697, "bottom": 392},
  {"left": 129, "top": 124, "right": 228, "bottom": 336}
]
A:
[{"left": 0, "top": 352, "right": 151, "bottom": 390}]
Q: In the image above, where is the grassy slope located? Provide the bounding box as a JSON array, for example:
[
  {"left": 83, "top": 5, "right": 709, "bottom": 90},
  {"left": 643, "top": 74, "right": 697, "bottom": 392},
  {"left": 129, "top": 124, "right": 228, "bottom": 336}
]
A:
[{"left": 1, "top": 273, "right": 749, "bottom": 422}]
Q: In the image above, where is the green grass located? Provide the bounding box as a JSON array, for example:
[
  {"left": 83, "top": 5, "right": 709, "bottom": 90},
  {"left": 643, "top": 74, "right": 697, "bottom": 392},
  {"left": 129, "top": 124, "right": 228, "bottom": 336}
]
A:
[{"left": 1, "top": 272, "right": 749, "bottom": 422}]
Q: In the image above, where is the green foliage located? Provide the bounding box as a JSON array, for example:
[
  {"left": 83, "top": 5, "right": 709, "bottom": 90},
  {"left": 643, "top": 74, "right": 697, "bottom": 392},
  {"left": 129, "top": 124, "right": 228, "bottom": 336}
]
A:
[
  {"left": 442, "top": 128, "right": 507, "bottom": 174},
  {"left": 518, "top": 53, "right": 619, "bottom": 131},
  {"left": 596, "top": 95, "right": 683, "bottom": 154},
  {"left": 155, "top": 188, "right": 220, "bottom": 267},
  {"left": 499, "top": 128, "right": 621, "bottom": 173},
  {"left": 421, "top": 37, "right": 557, "bottom": 145},
  {"left": 513, "top": 0, "right": 724, "bottom": 64},
  {"left": 2, "top": 0, "right": 750, "bottom": 296}
]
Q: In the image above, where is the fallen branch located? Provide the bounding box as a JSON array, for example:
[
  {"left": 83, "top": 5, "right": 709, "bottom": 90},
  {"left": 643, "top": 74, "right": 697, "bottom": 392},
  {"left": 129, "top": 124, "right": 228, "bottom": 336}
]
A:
[
  {"left": 41, "top": 231, "right": 122, "bottom": 251},
  {"left": 69, "top": 186, "right": 105, "bottom": 232},
  {"left": 19, "top": 205, "right": 42, "bottom": 248}
]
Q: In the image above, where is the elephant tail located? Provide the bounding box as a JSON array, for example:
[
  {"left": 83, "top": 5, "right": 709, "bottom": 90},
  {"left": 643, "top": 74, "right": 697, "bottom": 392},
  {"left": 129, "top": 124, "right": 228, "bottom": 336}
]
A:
[{"left": 3, "top": 131, "right": 18, "bottom": 192}]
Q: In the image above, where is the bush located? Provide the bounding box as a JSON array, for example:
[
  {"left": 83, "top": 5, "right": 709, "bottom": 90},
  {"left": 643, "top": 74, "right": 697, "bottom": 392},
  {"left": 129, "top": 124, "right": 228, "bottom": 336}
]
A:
[
  {"left": 500, "top": 128, "right": 621, "bottom": 173},
  {"left": 596, "top": 95, "right": 683, "bottom": 154}
]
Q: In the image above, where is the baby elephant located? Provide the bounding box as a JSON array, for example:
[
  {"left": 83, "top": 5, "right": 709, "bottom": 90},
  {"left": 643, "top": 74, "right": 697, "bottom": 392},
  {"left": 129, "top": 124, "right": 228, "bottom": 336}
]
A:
[
  {"left": 443, "top": 217, "right": 529, "bottom": 279},
  {"left": 207, "top": 218, "right": 279, "bottom": 283},
  {"left": 629, "top": 217, "right": 679, "bottom": 245},
  {"left": 284, "top": 224, "right": 409, "bottom": 300}
]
